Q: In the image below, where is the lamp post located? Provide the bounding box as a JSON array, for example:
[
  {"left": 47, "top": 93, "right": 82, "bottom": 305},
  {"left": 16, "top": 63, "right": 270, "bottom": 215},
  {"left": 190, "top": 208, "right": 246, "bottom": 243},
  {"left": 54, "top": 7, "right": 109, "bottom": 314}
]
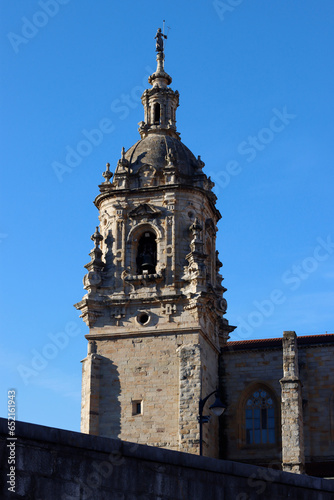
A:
[{"left": 198, "top": 390, "right": 226, "bottom": 456}]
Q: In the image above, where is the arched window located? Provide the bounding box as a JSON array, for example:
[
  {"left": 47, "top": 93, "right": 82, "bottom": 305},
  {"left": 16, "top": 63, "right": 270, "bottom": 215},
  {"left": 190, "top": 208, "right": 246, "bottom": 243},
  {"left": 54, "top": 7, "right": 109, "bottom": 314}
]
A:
[
  {"left": 136, "top": 231, "right": 157, "bottom": 274},
  {"left": 245, "top": 388, "right": 275, "bottom": 444},
  {"left": 154, "top": 103, "right": 160, "bottom": 124}
]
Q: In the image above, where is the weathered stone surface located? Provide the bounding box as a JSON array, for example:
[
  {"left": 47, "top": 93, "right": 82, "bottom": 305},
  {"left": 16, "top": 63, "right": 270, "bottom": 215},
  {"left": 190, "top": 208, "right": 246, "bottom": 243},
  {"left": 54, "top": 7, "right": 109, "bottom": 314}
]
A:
[
  {"left": 280, "top": 331, "right": 305, "bottom": 474},
  {"left": 1, "top": 419, "right": 333, "bottom": 500}
]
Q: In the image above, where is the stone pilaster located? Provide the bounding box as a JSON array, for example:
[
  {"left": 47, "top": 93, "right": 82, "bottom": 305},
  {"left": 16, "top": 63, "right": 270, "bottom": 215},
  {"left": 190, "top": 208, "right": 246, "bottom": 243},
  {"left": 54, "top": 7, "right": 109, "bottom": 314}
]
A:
[
  {"left": 80, "top": 341, "right": 102, "bottom": 435},
  {"left": 178, "top": 344, "right": 201, "bottom": 454},
  {"left": 280, "top": 331, "right": 305, "bottom": 474}
]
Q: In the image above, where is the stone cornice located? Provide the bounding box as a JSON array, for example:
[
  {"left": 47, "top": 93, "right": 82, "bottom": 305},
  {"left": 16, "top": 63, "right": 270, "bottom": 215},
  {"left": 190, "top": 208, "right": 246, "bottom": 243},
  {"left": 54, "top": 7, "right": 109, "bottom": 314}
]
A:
[
  {"left": 85, "top": 327, "right": 221, "bottom": 354},
  {"left": 94, "top": 184, "right": 221, "bottom": 220},
  {"left": 279, "top": 377, "right": 302, "bottom": 385}
]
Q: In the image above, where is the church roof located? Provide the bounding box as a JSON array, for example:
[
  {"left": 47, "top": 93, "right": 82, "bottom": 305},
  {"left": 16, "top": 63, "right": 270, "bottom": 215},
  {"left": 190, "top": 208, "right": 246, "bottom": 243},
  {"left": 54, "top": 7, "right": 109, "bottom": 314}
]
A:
[
  {"left": 225, "top": 333, "right": 334, "bottom": 351},
  {"left": 125, "top": 134, "right": 198, "bottom": 177}
]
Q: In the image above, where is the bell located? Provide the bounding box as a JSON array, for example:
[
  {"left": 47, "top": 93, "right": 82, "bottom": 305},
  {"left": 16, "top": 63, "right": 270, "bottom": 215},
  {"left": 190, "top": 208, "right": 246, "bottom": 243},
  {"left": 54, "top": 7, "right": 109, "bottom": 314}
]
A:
[{"left": 141, "top": 252, "right": 155, "bottom": 273}]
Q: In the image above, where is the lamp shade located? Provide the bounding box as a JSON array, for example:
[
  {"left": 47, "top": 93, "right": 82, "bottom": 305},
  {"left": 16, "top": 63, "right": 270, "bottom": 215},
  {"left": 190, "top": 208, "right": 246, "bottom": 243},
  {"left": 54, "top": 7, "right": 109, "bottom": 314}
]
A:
[{"left": 209, "top": 396, "right": 227, "bottom": 417}]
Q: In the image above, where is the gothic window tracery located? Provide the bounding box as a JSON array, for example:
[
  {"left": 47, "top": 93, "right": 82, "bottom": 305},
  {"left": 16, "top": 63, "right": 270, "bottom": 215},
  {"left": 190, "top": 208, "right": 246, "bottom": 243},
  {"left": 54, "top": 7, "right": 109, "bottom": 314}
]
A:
[{"left": 245, "top": 388, "right": 276, "bottom": 444}]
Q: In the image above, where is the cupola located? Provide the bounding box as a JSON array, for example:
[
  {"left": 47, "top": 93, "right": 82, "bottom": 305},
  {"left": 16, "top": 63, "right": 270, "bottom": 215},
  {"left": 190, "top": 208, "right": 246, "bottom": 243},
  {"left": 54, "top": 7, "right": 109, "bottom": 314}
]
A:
[{"left": 139, "top": 28, "right": 180, "bottom": 140}]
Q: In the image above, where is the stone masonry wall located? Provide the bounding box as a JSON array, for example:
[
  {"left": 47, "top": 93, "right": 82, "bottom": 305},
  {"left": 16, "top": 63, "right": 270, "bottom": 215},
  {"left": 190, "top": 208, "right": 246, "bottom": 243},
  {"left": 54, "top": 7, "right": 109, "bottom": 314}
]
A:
[
  {"left": 83, "top": 332, "right": 204, "bottom": 453},
  {"left": 178, "top": 343, "right": 201, "bottom": 454},
  {"left": 221, "top": 339, "right": 334, "bottom": 475},
  {"left": 1, "top": 419, "right": 333, "bottom": 500},
  {"left": 221, "top": 346, "right": 283, "bottom": 465},
  {"left": 298, "top": 344, "right": 334, "bottom": 465},
  {"left": 200, "top": 334, "right": 220, "bottom": 458}
]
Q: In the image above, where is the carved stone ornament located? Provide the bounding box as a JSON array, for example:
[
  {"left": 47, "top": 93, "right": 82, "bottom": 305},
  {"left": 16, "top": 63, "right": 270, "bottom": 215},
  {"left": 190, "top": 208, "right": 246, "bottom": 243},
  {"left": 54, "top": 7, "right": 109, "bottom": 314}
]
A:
[
  {"left": 218, "top": 298, "right": 227, "bottom": 313},
  {"left": 85, "top": 311, "right": 103, "bottom": 328},
  {"left": 161, "top": 302, "right": 176, "bottom": 322},
  {"left": 139, "top": 165, "right": 156, "bottom": 187},
  {"left": 84, "top": 271, "right": 102, "bottom": 288},
  {"left": 129, "top": 203, "right": 161, "bottom": 219}
]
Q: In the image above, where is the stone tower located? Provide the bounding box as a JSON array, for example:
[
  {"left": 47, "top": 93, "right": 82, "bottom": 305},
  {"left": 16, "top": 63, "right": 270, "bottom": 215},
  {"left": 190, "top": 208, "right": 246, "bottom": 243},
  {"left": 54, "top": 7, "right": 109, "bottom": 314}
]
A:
[{"left": 75, "top": 29, "right": 235, "bottom": 457}]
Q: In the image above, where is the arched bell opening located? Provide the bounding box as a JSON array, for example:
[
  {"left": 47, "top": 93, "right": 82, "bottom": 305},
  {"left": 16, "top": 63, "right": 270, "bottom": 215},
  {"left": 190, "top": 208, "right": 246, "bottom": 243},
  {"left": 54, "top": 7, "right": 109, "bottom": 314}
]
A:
[
  {"left": 136, "top": 231, "right": 157, "bottom": 274},
  {"left": 153, "top": 103, "right": 161, "bottom": 124}
]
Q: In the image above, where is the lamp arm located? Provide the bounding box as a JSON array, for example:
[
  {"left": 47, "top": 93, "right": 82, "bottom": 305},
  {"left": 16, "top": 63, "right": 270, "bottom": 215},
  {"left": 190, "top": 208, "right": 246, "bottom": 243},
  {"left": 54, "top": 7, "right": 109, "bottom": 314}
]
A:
[{"left": 199, "top": 389, "right": 218, "bottom": 415}]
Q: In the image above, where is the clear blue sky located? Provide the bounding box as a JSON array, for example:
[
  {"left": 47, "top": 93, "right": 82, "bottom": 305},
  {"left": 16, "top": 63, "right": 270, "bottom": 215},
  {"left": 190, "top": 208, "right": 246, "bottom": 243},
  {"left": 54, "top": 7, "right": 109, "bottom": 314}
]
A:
[{"left": 1, "top": 1, "right": 333, "bottom": 432}]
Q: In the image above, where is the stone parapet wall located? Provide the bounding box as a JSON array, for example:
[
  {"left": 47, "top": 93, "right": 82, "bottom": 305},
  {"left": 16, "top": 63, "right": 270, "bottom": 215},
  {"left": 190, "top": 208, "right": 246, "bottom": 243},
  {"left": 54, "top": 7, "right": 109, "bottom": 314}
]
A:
[{"left": 1, "top": 419, "right": 333, "bottom": 500}]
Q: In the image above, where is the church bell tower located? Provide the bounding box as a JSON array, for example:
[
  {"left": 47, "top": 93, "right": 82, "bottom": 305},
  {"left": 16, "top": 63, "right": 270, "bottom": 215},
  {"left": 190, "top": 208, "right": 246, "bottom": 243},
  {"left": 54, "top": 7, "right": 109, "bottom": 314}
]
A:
[{"left": 75, "top": 28, "right": 235, "bottom": 457}]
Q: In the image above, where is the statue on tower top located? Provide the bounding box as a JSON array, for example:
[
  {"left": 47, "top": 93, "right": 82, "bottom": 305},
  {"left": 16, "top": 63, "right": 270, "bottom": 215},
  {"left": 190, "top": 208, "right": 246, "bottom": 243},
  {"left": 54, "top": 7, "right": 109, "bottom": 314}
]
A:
[{"left": 155, "top": 27, "right": 167, "bottom": 53}]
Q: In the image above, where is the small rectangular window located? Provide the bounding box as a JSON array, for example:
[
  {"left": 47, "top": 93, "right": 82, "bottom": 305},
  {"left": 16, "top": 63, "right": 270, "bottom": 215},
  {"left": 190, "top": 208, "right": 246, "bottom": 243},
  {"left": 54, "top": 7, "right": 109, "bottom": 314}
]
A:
[{"left": 132, "top": 400, "right": 142, "bottom": 415}]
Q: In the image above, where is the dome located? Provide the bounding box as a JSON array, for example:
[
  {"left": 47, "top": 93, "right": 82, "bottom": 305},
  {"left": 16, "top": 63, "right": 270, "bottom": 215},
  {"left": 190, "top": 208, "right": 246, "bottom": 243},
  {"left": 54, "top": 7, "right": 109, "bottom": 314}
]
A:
[{"left": 124, "top": 134, "right": 198, "bottom": 177}]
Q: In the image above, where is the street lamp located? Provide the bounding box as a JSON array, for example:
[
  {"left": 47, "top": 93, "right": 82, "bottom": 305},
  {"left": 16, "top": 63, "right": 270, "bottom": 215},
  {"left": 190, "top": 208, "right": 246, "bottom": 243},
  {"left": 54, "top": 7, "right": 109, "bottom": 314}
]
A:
[{"left": 198, "top": 390, "right": 226, "bottom": 456}]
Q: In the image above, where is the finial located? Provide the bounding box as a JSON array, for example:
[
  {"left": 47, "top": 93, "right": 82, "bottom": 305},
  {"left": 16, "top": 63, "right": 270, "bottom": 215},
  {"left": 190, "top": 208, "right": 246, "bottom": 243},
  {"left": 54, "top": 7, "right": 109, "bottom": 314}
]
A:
[
  {"left": 189, "top": 218, "right": 204, "bottom": 255},
  {"left": 117, "top": 148, "right": 129, "bottom": 171},
  {"left": 196, "top": 155, "right": 205, "bottom": 172},
  {"left": 91, "top": 226, "right": 103, "bottom": 248},
  {"left": 83, "top": 226, "right": 104, "bottom": 288},
  {"left": 102, "top": 162, "right": 113, "bottom": 184}
]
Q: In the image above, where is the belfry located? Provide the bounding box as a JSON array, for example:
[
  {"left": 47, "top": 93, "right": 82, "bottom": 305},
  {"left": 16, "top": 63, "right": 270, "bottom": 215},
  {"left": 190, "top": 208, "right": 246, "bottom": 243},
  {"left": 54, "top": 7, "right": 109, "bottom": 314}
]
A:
[{"left": 75, "top": 28, "right": 235, "bottom": 457}]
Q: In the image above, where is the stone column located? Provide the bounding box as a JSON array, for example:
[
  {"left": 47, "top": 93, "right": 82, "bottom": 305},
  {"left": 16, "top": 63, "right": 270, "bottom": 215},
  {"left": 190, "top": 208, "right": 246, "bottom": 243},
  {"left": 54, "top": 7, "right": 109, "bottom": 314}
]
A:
[{"left": 280, "top": 331, "right": 305, "bottom": 474}]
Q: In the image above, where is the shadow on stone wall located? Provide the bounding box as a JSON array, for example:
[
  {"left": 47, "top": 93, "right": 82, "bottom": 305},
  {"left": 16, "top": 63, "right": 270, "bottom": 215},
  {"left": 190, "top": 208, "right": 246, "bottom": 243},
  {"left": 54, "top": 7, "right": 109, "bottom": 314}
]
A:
[{"left": 98, "top": 355, "right": 121, "bottom": 439}]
